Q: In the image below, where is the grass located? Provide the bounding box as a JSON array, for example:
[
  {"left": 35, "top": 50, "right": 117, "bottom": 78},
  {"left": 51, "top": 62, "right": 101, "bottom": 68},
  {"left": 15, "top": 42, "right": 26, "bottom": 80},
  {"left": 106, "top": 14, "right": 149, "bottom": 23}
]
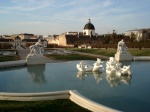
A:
[
  {"left": 45, "top": 48, "right": 150, "bottom": 61},
  {"left": 0, "top": 56, "right": 16, "bottom": 62},
  {"left": 0, "top": 50, "right": 18, "bottom": 62},
  {"left": 71, "top": 49, "right": 117, "bottom": 57},
  {"left": 0, "top": 100, "right": 91, "bottom": 112},
  {"left": 45, "top": 54, "right": 96, "bottom": 60},
  {"left": 128, "top": 49, "right": 150, "bottom": 56},
  {"left": 70, "top": 48, "right": 150, "bottom": 56}
]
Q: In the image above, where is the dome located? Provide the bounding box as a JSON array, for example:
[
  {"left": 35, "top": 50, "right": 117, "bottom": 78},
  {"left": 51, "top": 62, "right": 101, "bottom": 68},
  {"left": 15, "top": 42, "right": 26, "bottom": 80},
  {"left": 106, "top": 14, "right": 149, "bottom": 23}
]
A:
[{"left": 84, "top": 19, "right": 95, "bottom": 30}]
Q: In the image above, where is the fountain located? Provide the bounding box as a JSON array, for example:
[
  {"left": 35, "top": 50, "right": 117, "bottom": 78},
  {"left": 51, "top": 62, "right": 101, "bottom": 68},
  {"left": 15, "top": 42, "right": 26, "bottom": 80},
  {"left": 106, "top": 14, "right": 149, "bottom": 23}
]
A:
[
  {"left": 106, "top": 57, "right": 131, "bottom": 76},
  {"left": 76, "top": 58, "right": 103, "bottom": 72},
  {"left": 0, "top": 59, "right": 150, "bottom": 111},
  {"left": 1, "top": 38, "right": 150, "bottom": 111}
]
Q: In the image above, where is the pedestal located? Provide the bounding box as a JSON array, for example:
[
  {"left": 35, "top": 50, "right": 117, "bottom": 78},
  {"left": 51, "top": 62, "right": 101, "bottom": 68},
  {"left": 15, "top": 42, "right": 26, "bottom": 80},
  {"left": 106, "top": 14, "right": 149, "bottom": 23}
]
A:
[
  {"left": 26, "top": 54, "right": 45, "bottom": 65},
  {"left": 115, "top": 52, "right": 133, "bottom": 61}
]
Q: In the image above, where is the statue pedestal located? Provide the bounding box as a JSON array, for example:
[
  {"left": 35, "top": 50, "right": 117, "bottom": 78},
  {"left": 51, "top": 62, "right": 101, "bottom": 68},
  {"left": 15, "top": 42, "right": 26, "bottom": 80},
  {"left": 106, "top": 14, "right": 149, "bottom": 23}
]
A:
[
  {"left": 26, "top": 54, "right": 45, "bottom": 65},
  {"left": 115, "top": 52, "right": 133, "bottom": 61}
]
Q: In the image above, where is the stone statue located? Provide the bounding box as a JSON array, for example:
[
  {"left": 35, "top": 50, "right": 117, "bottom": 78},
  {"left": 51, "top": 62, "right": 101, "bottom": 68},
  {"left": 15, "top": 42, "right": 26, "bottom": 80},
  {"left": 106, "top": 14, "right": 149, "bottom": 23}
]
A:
[
  {"left": 117, "top": 39, "right": 127, "bottom": 54},
  {"left": 29, "top": 39, "right": 44, "bottom": 56},
  {"left": 115, "top": 39, "right": 133, "bottom": 61},
  {"left": 106, "top": 57, "right": 131, "bottom": 76},
  {"left": 26, "top": 39, "right": 46, "bottom": 65},
  {"left": 76, "top": 58, "right": 103, "bottom": 72}
]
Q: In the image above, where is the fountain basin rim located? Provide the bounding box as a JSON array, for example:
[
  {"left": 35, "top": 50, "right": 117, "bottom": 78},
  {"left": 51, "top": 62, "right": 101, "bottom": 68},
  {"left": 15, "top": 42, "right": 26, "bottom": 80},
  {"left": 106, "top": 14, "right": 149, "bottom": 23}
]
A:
[{"left": 0, "top": 90, "right": 120, "bottom": 112}]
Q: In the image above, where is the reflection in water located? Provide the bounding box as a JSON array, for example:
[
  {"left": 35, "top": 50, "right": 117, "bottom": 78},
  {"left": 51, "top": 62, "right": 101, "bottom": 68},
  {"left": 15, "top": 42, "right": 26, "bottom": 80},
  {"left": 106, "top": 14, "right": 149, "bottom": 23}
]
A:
[
  {"left": 27, "top": 65, "right": 47, "bottom": 84},
  {"left": 106, "top": 73, "right": 132, "bottom": 87},
  {"left": 76, "top": 71, "right": 103, "bottom": 83}
]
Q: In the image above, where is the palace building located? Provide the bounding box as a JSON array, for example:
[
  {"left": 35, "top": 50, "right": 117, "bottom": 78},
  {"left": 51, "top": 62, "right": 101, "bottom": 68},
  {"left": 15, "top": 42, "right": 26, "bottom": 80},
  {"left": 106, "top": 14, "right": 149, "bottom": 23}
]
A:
[
  {"left": 124, "top": 28, "right": 150, "bottom": 42},
  {"left": 48, "top": 19, "right": 103, "bottom": 48},
  {"left": 0, "top": 33, "right": 48, "bottom": 49}
]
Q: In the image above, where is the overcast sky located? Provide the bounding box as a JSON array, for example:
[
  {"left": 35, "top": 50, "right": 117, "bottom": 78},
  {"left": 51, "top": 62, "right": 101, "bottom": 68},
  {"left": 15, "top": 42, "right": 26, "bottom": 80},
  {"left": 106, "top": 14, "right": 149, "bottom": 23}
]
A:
[{"left": 0, "top": 0, "right": 150, "bottom": 35}]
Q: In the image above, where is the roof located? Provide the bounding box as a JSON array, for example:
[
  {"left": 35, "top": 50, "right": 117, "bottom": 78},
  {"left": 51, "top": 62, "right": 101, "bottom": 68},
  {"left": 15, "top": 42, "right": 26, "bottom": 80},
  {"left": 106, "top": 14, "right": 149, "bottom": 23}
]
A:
[
  {"left": 0, "top": 38, "right": 13, "bottom": 42},
  {"left": 84, "top": 19, "right": 95, "bottom": 30}
]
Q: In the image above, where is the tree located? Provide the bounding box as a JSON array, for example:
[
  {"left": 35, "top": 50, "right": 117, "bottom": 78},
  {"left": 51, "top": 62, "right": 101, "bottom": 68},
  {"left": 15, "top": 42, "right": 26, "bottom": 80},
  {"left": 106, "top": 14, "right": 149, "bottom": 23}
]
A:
[
  {"left": 130, "top": 32, "right": 136, "bottom": 42},
  {"left": 112, "top": 30, "right": 117, "bottom": 44}
]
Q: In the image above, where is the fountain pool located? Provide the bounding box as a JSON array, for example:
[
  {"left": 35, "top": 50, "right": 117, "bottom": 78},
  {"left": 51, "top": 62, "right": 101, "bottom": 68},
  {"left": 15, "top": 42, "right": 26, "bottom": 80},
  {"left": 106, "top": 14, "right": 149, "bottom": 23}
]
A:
[{"left": 0, "top": 61, "right": 150, "bottom": 112}]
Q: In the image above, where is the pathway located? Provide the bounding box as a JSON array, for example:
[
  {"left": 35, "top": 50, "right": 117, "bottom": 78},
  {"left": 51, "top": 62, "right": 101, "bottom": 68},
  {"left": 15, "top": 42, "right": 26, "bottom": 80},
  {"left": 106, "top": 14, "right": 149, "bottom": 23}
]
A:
[
  {"left": 17, "top": 49, "right": 30, "bottom": 60},
  {"left": 61, "top": 49, "right": 109, "bottom": 60},
  {"left": 17, "top": 49, "right": 56, "bottom": 63}
]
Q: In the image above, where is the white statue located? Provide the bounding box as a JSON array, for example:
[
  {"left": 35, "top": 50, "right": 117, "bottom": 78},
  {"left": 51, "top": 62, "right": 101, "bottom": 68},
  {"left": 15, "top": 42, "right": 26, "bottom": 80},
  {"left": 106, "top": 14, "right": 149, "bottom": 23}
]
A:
[
  {"left": 106, "top": 57, "right": 131, "bottom": 76},
  {"left": 115, "top": 39, "right": 132, "bottom": 61},
  {"left": 117, "top": 39, "right": 127, "bottom": 54},
  {"left": 29, "top": 39, "right": 45, "bottom": 56},
  {"left": 76, "top": 58, "right": 103, "bottom": 72}
]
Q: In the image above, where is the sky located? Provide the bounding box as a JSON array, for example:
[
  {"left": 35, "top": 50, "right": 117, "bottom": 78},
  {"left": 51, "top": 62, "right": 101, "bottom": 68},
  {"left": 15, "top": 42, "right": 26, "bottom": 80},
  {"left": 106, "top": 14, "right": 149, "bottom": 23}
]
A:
[{"left": 0, "top": 0, "right": 150, "bottom": 35}]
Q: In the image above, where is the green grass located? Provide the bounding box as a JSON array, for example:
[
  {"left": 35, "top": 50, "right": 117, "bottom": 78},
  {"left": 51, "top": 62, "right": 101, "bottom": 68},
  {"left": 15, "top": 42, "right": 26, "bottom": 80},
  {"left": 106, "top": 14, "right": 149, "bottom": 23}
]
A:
[
  {"left": 70, "top": 48, "right": 150, "bottom": 56},
  {"left": 71, "top": 49, "right": 116, "bottom": 57},
  {"left": 0, "top": 56, "right": 16, "bottom": 62},
  {"left": 0, "top": 50, "right": 17, "bottom": 62},
  {"left": 46, "top": 54, "right": 96, "bottom": 60},
  {"left": 0, "top": 100, "right": 91, "bottom": 112},
  {"left": 45, "top": 49, "right": 150, "bottom": 61},
  {"left": 128, "top": 49, "right": 150, "bottom": 56}
]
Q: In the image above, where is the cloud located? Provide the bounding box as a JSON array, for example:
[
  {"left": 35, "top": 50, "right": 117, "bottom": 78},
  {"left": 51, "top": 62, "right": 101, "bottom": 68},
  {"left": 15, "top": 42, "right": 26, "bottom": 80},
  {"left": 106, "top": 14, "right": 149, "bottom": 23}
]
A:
[
  {"left": 57, "top": 1, "right": 77, "bottom": 8},
  {"left": 4, "top": 0, "right": 53, "bottom": 11},
  {"left": 13, "top": 21, "right": 47, "bottom": 26},
  {"left": 0, "top": 10, "right": 9, "bottom": 14},
  {"left": 102, "top": 0, "right": 112, "bottom": 7},
  {"left": 0, "top": 0, "right": 150, "bottom": 35}
]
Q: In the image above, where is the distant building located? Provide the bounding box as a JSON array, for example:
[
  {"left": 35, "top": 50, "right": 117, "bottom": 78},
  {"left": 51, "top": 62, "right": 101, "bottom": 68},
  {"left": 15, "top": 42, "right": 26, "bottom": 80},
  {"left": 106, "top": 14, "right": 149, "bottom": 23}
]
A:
[
  {"left": 124, "top": 28, "right": 150, "bottom": 42},
  {"left": 83, "top": 19, "right": 96, "bottom": 36},
  {"left": 11, "top": 33, "right": 35, "bottom": 40},
  {"left": 48, "top": 19, "right": 101, "bottom": 48},
  {"left": 0, "top": 33, "right": 47, "bottom": 49}
]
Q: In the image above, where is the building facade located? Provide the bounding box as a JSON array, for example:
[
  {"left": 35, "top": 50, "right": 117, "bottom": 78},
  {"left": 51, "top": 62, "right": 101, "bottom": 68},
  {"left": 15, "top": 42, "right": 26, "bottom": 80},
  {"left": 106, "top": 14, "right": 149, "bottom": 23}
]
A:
[
  {"left": 48, "top": 19, "right": 100, "bottom": 48},
  {"left": 0, "top": 33, "right": 47, "bottom": 49},
  {"left": 124, "top": 29, "right": 150, "bottom": 42}
]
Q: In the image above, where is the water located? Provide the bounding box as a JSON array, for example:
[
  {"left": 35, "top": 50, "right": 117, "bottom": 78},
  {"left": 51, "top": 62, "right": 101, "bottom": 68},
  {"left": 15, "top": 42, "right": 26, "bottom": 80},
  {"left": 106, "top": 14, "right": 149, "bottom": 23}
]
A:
[{"left": 0, "top": 61, "right": 150, "bottom": 112}]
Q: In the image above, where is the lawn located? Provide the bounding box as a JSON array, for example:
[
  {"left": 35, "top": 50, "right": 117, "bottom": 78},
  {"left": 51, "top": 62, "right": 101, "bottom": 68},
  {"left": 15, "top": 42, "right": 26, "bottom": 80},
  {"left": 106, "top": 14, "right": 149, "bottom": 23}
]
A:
[
  {"left": 0, "top": 50, "right": 17, "bottom": 62},
  {"left": 0, "top": 56, "right": 16, "bottom": 62},
  {"left": 45, "top": 54, "right": 96, "bottom": 60},
  {"left": 70, "top": 48, "right": 150, "bottom": 56},
  {"left": 0, "top": 100, "right": 90, "bottom": 112}
]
